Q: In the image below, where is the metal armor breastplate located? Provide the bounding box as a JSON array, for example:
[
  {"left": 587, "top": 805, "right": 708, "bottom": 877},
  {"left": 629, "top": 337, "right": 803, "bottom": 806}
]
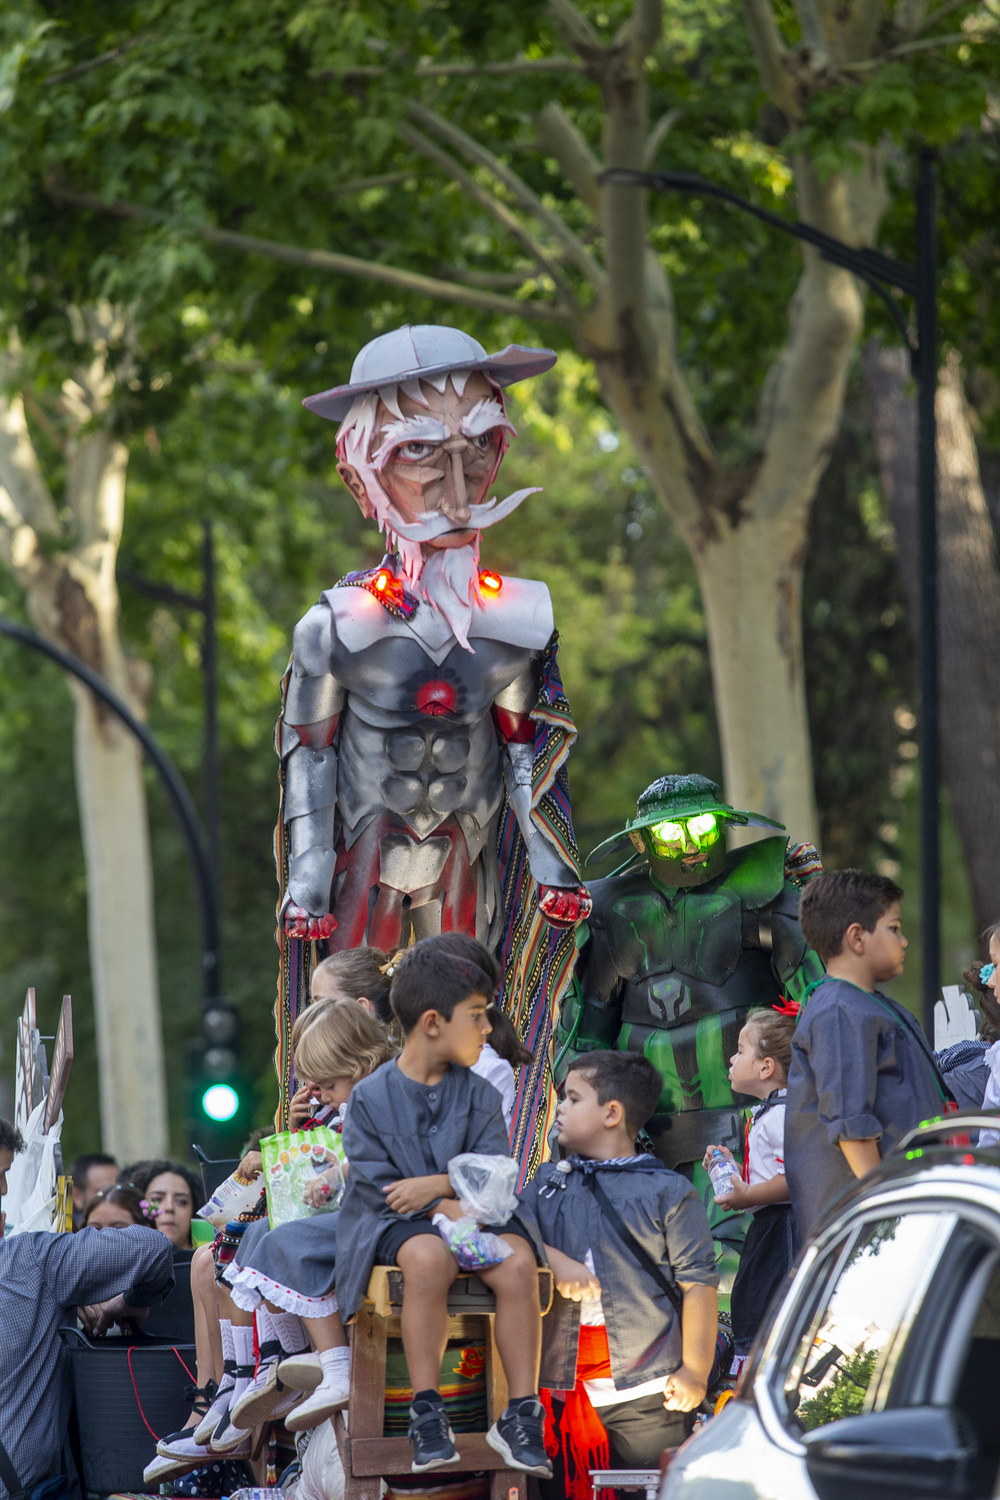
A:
[{"left": 337, "top": 706, "right": 503, "bottom": 843}]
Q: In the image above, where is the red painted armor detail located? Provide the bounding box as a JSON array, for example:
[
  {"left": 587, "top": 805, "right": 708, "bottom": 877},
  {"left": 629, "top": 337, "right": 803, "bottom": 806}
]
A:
[
  {"left": 491, "top": 705, "right": 534, "bottom": 743},
  {"left": 293, "top": 713, "right": 341, "bottom": 748},
  {"left": 414, "top": 680, "right": 457, "bottom": 717},
  {"left": 327, "top": 812, "right": 478, "bottom": 953}
]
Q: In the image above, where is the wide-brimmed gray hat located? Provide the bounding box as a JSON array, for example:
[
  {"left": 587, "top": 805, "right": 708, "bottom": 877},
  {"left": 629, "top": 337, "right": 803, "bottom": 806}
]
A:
[
  {"left": 303, "top": 325, "right": 557, "bottom": 422},
  {"left": 587, "top": 773, "right": 784, "bottom": 865}
]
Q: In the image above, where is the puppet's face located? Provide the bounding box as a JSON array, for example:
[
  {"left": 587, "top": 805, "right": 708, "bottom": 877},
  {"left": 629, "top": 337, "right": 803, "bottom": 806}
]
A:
[
  {"left": 631, "top": 812, "right": 727, "bottom": 888},
  {"left": 338, "top": 372, "right": 509, "bottom": 552}
]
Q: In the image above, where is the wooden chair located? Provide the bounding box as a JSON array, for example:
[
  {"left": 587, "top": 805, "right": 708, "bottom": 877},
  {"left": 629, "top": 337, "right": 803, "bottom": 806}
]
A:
[{"left": 334, "top": 1265, "right": 554, "bottom": 1500}]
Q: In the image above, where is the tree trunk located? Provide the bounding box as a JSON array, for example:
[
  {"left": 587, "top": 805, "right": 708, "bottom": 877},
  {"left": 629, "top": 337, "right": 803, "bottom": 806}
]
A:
[
  {"left": 693, "top": 517, "right": 815, "bottom": 835},
  {"left": 0, "top": 334, "right": 168, "bottom": 1161},
  {"left": 71, "top": 682, "right": 168, "bottom": 1159},
  {"left": 863, "top": 340, "right": 1000, "bottom": 935}
]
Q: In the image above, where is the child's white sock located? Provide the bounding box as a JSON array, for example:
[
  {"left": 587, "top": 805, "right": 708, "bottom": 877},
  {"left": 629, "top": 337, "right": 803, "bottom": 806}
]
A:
[
  {"left": 232, "top": 1323, "right": 256, "bottom": 1403},
  {"left": 318, "top": 1346, "right": 350, "bottom": 1384},
  {"left": 219, "top": 1319, "right": 235, "bottom": 1382},
  {"left": 273, "top": 1311, "right": 308, "bottom": 1354},
  {"left": 255, "top": 1308, "right": 278, "bottom": 1355}
]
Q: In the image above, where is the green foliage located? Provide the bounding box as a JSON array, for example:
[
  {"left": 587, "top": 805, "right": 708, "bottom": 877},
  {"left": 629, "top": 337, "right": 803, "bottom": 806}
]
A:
[
  {"left": 797, "top": 1345, "right": 878, "bottom": 1431},
  {"left": 0, "top": 0, "right": 997, "bottom": 1151}
]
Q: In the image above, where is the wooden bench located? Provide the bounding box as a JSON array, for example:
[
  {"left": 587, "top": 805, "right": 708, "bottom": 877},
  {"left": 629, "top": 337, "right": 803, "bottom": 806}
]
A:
[{"left": 334, "top": 1265, "right": 554, "bottom": 1500}]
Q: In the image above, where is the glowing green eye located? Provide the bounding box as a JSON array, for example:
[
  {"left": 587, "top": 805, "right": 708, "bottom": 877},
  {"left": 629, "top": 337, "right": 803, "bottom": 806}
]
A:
[
  {"left": 650, "top": 821, "right": 684, "bottom": 847},
  {"left": 688, "top": 813, "right": 718, "bottom": 839}
]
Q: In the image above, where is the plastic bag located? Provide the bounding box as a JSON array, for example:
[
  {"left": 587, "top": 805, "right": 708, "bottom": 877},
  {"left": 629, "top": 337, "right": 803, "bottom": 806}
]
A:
[
  {"left": 197, "top": 1172, "right": 263, "bottom": 1229},
  {"left": 447, "top": 1153, "right": 518, "bottom": 1225},
  {"left": 432, "top": 1213, "right": 513, "bottom": 1271},
  {"left": 261, "top": 1128, "right": 346, "bottom": 1225}
]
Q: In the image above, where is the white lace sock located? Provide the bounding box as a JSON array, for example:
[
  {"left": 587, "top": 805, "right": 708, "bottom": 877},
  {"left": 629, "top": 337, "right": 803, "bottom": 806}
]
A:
[
  {"left": 274, "top": 1311, "right": 308, "bottom": 1354},
  {"left": 232, "top": 1323, "right": 256, "bottom": 1403}
]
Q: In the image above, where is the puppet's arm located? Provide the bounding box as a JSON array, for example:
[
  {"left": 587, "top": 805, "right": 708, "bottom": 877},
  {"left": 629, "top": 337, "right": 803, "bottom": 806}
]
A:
[
  {"left": 280, "top": 604, "right": 345, "bottom": 939},
  {"left": 493, "top": 667, "right": 591, "bottom": 928}
]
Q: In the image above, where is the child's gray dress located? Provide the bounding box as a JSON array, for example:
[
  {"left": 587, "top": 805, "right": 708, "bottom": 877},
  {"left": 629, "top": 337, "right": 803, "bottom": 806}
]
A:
[{"left": 225, "top": 1212, "right": 340, "bottom": 1316}]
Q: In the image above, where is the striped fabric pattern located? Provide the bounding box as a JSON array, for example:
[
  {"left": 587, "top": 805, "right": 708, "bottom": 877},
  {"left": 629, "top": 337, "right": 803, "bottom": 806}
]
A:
[
  {"left": 383, "top": 1339, "right": 487, "bottom": 1438},
  {"left": 498, "top": 633, "right": 582, "bottom": 1187}
]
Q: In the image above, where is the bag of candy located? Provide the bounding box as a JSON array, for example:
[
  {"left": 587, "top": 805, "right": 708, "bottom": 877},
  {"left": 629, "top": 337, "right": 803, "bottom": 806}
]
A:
[
  {"left": 431, "top": 1213, "right": 513, "bottom": 1271},
  {"left": 261, "top": 1128, "right": 345, "bottom": 1225}
]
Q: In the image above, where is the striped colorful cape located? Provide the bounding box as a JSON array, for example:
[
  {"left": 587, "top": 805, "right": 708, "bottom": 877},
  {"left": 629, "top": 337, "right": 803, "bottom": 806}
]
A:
[{"left": 497, "top": 631, "right": 581, "bottom": 1187}]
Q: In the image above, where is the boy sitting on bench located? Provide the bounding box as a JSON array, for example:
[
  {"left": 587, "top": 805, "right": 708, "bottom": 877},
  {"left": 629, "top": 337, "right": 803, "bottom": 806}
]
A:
[
  {"left": 336, "top": 933, "right": 550, "bottom": 1478},
  {"left": 520, "top": 1052, "right": 718, "bottom": 1495}
]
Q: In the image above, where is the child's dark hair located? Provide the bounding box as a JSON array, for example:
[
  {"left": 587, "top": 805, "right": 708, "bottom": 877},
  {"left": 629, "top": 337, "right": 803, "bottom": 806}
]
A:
[
  {"left": 744, "top": 1009, "right": 795, "bottom": 1079},
  {"left": 799, "top": 868, "right": 903, "bottom": 962},
  {"left": 311, "top": 947, "right": 393, "bottom": 1026},
  {"left": 485, "top": 1006, "right": 533, "bottom": 1069},
  {"left": 83, "top": 1184, "right": 149, "bottom": 1227},
  {"left": 565, "top": 1050, "right": 662, "bottom": 1137},
  {"left": 0, "top": 1119, "right": 25, "bottom": 1156},
  {"left": 389, "top": 933, "right": 499, "bottom": 1034}
]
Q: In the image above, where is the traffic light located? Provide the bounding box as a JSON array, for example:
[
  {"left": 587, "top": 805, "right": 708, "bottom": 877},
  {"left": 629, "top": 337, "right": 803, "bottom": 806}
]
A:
[{"left": 189, "top": 1002, "right": 249, "bottom": 1153}]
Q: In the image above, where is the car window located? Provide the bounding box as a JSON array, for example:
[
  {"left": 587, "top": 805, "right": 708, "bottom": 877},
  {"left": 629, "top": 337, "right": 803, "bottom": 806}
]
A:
[{"left": 780, "top": 1212, "right": 954, "bottom": 1434}]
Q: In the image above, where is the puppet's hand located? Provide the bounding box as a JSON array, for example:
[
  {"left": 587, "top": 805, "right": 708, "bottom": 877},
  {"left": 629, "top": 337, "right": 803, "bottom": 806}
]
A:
[
  {"left": 283, "top": 904, "right": 337, "bottom": 940},
  {"left": 538, "top": 884, "right": 592, "bottom": 928}
]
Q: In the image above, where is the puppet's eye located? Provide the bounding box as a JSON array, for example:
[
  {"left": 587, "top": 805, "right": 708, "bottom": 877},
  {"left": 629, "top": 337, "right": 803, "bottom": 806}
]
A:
[
  {"left": 399, "top": 441, "right": 436, "bottom": 460},
  {"left": 472, "top": 431, "right": 493, "bottom": 452}
]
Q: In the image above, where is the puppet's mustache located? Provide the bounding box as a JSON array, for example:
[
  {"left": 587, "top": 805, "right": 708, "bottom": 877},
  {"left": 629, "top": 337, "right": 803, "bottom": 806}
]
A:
[{"left": 387, "top": 488, "right": 539, "bottom": 542}]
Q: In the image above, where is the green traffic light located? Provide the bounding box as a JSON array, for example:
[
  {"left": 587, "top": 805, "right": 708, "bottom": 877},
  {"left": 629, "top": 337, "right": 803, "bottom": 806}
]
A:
[{"left": 202, "top": 1083, "right": 240, "bottom": 1121}]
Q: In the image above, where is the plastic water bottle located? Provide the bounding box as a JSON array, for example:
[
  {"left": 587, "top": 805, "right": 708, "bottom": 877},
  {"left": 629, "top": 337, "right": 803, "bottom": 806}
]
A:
[{"left": 708, "top": 1148, "right": 737, "bottom": 1198}]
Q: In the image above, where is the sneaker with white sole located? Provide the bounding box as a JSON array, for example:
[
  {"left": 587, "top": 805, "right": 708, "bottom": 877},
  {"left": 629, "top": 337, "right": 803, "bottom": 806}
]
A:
[
  {"left": 210, "top": 1405, "right": 255, "bottom": 1454},
  {"left": 284, "top": 1370, "right": 350, "bottom": 1432},
  {"left": 143, "top": 1451, "right": 199, "bottom": 1485},
  {"left": 407, "top": 1396, "right": 460, "bottom": 1472},
  {"left": 156, "top": 1430, "right": 214, "bottom": 1464},
  {"left": 232, "top": 1358, "right": 306, "bottom": 1428},
  {"left": 276, "top": 1350, "right": 323, "bottom": 1392},
  {"left": 485, "top": 1396, "right": 552, "bottom": 1478}
]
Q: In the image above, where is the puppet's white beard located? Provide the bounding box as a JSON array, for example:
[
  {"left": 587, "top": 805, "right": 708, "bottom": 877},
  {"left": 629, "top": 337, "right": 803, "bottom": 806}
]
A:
[{"left": 401, "top": 539, "right": 483, "bottom": 652}]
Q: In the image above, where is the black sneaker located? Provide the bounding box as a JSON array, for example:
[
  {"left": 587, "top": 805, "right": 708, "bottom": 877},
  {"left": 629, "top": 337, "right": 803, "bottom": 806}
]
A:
[
  {"left": 408, "top": 1396, "right": 461, "bottom": 1472},
  {"left": 486, "top": 1396, "right": 553, "bottom": 1477}
]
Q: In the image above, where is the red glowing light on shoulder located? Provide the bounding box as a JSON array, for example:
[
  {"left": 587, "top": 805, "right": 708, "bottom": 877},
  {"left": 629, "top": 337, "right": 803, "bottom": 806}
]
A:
[
  {"left": 479, "top": 570, "right": 502, "bottom": 594},
  {"left": 374, "top": 569, "right": 390, "bottom": 592}
]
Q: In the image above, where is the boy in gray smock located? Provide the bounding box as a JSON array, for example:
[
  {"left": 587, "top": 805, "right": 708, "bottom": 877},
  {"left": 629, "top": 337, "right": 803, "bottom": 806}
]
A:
[
  {"left": 519, "top": 1052, "right": 717, "bottom": 1489},
  {"left": 785, "top": 870, "right": 951, "bottom": 1240},
  {"left": 338, "top": 934, "right": 550, "bottom": 1478}
]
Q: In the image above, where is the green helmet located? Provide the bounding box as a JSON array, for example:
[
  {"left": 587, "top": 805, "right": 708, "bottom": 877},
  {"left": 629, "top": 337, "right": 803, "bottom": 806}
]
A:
[{"left": 587, "top": 773, "right": 784, "bottom": 866}]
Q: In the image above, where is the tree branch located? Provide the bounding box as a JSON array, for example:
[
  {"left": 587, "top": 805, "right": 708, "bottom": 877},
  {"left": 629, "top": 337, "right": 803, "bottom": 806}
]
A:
[
  {"left": 324, "top": 171, "right": 412, "bottom": 196},
  {"left": 644, "top": 107, "right": 683, "bottom": 167},
  {"left": 614, "top": 0, "right": 663, "bottom": 56},
  {"left": 740, "top": 0, "right": 798, "bottom": 117},
  {"left": 322, "top": 56, "right": 587, "bottom": 81},
  {"left": 45, "top": 181, "right": 575, "bottom": 326},
  {"left": 841, "top": 28, "right": 988, "bottom": 67},
  {"left": 396, "top": 121, "right": 578, "bottom": 305},
  {"left": 405, "top": 102, "right": 605, "bottom": 288},
  {"left": 915, "top": 0, "right": 975, "bottom": 33},
  {"left": 45, "top": 34, "right": 150, "bottom": 85},
  {"left": 835, "top": 0, "right": 885, "bottom": 62},
  {"left": 533, "top": 102, "right": 601, "bottom": 213},
  {"left": 791, "top": 0, "right": 832, "bottom": 66},
  {"left": 0, "top": 368, "right": 61, "bottom": 539},
  {"left": 547, "top": 0, "right": 606, "bottom": 61}
]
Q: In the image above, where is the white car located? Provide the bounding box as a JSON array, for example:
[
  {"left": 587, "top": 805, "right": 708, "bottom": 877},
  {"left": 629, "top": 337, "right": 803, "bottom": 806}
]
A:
[{"left": 660, "top": 1115, "right": 1000, "bottom": 1500}]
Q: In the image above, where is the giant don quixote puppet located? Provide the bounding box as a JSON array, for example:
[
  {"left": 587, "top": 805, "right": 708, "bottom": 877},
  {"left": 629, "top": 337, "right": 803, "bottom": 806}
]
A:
[{"left": 274, "top": 324, "right": 591, "bottom": 1174}]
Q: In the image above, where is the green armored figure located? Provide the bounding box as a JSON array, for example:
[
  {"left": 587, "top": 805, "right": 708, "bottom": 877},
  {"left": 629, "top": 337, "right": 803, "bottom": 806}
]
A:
[{"left": 559, "top": 774, "right": 824, "bottom": 1176}]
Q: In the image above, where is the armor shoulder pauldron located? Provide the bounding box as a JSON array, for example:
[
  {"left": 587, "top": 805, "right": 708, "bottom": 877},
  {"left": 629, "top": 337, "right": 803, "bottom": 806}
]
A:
[{"left": 468, "top": 575, "right": 554, "bottom": 651}]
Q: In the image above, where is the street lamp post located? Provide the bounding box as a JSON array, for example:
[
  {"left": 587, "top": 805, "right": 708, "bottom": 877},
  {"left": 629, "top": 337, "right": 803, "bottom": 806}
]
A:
[{"left": 602, "top": 158, "right": 939, "bottom": 1034}]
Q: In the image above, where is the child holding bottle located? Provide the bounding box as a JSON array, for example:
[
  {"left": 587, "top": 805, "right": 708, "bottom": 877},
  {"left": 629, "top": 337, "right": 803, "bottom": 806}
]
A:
[{"left": 703, "top": 1007, "right": 799, "bottom": 1371}]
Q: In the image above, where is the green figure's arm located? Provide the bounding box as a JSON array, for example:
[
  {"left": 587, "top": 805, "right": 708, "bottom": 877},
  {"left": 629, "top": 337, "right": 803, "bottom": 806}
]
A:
[{"left": 553, "top": 906, "right": 623, "bottom": 1081}]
